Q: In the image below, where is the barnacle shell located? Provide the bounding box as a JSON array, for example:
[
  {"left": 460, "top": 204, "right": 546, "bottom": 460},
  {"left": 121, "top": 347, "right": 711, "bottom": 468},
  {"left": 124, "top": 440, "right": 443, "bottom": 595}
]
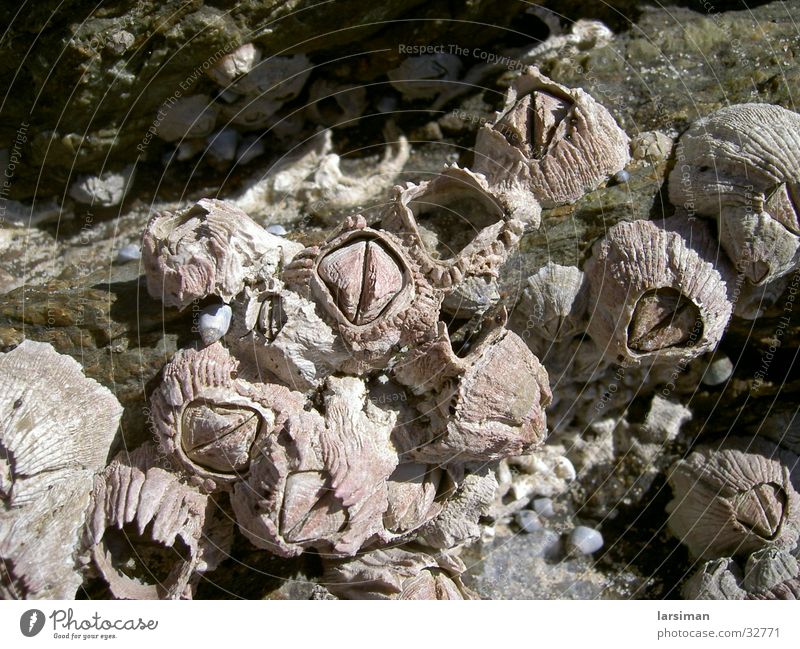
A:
[
  {"left": 666, "top": 440, "right": 800, "bottom": 559},
  {"left": 387, "top": 54, "right": 463, "bottom": 100},
  {"left": 84, "top": 445, "right": 232, "bottom": 599},
  {"left": 743, "top": 547, "right": 799, "bottom": 594},
  {"left": 323, "top": 546, "right": 477, "bottom": 599},
  {"left": 669, "top": 103, "right": 800, "bottom": 285},
  {"left": 381, "top": 166, "right": 533, "bottom": 316},
  {"left": 586, "top": 219, "right": 733, "bottom": 365},
  {"left": 223, "top": 95, "right": 285, "bottom": 130},
  {"left": 511, "top": 263, "right": 586, "bottom": 354},
  {"left": 207, "top": 43, "right": 261, "bottom": 87},
  {"left": 155, "top": 95, "right": 218, "bottom": 142},
  {"left": 150, "top": 343, "right": 304, "bottom": 491},
  {"left": 0, "top": 341, "right": 122, "bottom": 599},
  {"left": 394, "top": 321, "right": 551, "bottom": 463},
  {"left": 746, "top": 577, "right": 800, "bottom": 599},
  {"left": 232, "top": 376, "right": 401, "bottom": 557},
  {"left": 227, "top": 280, "right": 351, "bottom": 390},
  {"left": 143, "top": 198, "right": 303, "bottom": 308},
  {"left": 681, "top": 558, "right": 746, "bottom": 600},
  {"left": 283, "top": 215, "right": 441, "bottom": 373},
  {"left": 474, "top": 66, "right": 630, "bottom": 207},
  {"left": 307, "top": 79, "right": 368, "bottom": 127}
]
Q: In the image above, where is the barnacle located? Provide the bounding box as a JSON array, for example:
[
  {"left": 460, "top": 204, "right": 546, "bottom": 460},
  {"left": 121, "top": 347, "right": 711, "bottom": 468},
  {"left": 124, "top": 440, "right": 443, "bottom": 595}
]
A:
[
  {"left": 585, "top": 219, "right": 733, "bottom": 365},
  {"left": 155, "top": 95, "right": 219, "bottom": 142},
  {"left": 83, "top": 445, "right": 232, "bottom": 600},
  {"left": 394, "top": 320, "right": 551, "bottom": 463},
  {"left": 473, "top": 66, "right": 630, "bottom": 207},
  {"left": 149, "top": 343, "right": 304, "bottom": 491},
  {"left": 231, "top": 376, "right": 401, "bottom": 557},
  {"left": 283, "top": 215, "right": 442, "bottom": 373},
  {"left": 666, "top": 440, "right": 800, "bottom": 560},
  {"left": 381, "top": 165, "right": 533, "bottom": 316},
  {"left": 0, "top": 341, "right": 122, "bottom": 599},
  {"left": 323, "top": 546, "right": 476, "bottom": 599},
  {"left": 669, "top": 103, "right": 800, "bottom": 285},
  {"left": 142, "top": 198, "right": 302, "bottom": 308}
]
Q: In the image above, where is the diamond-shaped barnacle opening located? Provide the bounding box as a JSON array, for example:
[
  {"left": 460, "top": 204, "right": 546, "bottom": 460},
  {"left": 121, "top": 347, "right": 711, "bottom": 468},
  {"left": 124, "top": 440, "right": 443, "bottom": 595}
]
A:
[
  {"left": 407, "top": 174, "right": 505, "bottom": 261},
  {"left": 316, "top": 233, "right": 409, "bottom": 326},
  {"left": 496, "top": 87, "right": 574, "bottom": 160},
  {"left": 627, "top": 287, "right": 704, "bottom": 354},
  {"left": 733, "top": 482, "right": 789, "bottom": 541},
  {"left": 181, "top": 400, "right": 263, "bottom": 473}
]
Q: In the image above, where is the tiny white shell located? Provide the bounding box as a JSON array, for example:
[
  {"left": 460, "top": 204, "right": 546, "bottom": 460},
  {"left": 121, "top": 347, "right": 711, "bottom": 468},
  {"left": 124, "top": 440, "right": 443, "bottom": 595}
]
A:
[
  {"left": 198, "top": 303, "right": 232, "bottom": 345},
  {"left": 568, "top": 525, "right": 604, "bottom": 555}
]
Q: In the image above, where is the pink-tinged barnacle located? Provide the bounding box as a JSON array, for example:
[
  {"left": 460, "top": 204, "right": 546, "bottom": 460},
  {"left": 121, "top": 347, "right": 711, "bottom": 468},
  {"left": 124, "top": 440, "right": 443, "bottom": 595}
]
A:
[
  {"left": 474, "top": 66, "right": 630, "bottom": 208},
  {"left": 585, "top": 219, "right": 733, "bottom": 366}
]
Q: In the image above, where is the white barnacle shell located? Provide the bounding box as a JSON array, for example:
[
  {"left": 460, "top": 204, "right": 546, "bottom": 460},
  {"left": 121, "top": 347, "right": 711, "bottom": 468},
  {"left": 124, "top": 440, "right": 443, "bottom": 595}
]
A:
[
  {"left": 585, "top": 219, "right": 733, "bottom": 366},
  {"left": 323, "top": 546, "right": 476, "bottom": 600},
  {"left": 150, "top": 343, "right": 304, "bottom": 491},
  {"left": 473, "top": 66, "right": 630, "bottom": 208},
  {"left": 282, "top": 215, "right": 442, "bottom": 373},
  {"left": 306, "top": 78, "right": 368, "bottom": 127},
  {"left": 387, "top": 53, "right": 463, "bottom": 100},
  {"left": 668, "top": 103, "right": 800, "bottom": 285},
  {"left": 233, "top": 53, "right": 310, "bottom": 101},
  {"left": 381, "top": 165, "right": 535, "bottom": 316},
  {"left": 394, "top": 321, "right": 551, "bottom": 463},
  {"left": 681, "top": 558, "right": 746, "bottom": 600},
  {"left": 743, "top": 547, "right": 799, "bottom": 594},
  {"left": 222, "top": 94, "right": 285, "bottom": 130},
  {"left": 142, "top": 198, "right": 303, "bottom": 309},
  {"left": 666, "top": 440, "right": 800, "bottom": 560},
  {"left": 83, "top": 445, "right": 233, "bottom": 599},
  {"left": 226, "top": 280, "right": 351, "bottom": 391},
  {"left": 0, "top": 341, "right": 122, "bottom": 599},
  {"left": 511, "top": 263, "right": 586, "bottom": 352},
  {"left": 155, "top": 95, "right": 219, "bottom": 142},
  {"left": 231, "top": 376, "right": 400, "bottom": 558},
  {"left": 207, "top": 43, "right": 261, "bottom": 87}
]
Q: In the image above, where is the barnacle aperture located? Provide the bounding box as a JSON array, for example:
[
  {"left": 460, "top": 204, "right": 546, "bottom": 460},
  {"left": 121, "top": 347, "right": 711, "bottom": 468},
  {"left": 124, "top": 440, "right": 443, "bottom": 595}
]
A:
[
  {"left": 627, "top": 287, "right": 703, "bottom": 353},
  {"left": 317, "top": 237, "right": 406, "bottom": 325},
  {"left": 181, "top": 401, "right": 262, "bottom": 473},
  {"left": 497, "top": 89, "right": 572, "bottom": 160}
]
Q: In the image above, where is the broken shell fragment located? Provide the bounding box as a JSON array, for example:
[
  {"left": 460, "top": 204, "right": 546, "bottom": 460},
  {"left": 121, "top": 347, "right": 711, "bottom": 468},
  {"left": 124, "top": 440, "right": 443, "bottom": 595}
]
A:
[
  {"left": 84, "top": 445, "right": 232, "bottom": 599},
  {"left": 474, "top": 66, "right": 630, "bottom": 207},
  {"left": 150, "top": 343, "right": 303, "bottom": 490},
  {"left": 586, "top": 219, "right": 733, "bottom": 365},
  {"left": 0, "top": 341, "right": 122, "bottom": 599},
  {"left": 155, "top": 95, "right": 218, "bottom": 142},
  {"left": 143, "top": 198, "right": 303, "bottom": 308},
  {"left": 666, "top": 441, "right": 800, "bottom": 560},
  {"left": 387, "top": 54, "right": 463, "bottom": 100},
  {"left": 323, "top": 546, "right": 477, "bottom": 599},
  {"left": 669, "top": 103, "right": 800, "bottom": 285}
]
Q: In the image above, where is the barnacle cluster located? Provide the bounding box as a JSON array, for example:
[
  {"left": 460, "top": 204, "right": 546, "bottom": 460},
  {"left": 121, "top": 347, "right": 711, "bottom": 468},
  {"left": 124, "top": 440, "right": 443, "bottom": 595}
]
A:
[{"left": 3, "top": 42, "right": 800, "bottom": 600}]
